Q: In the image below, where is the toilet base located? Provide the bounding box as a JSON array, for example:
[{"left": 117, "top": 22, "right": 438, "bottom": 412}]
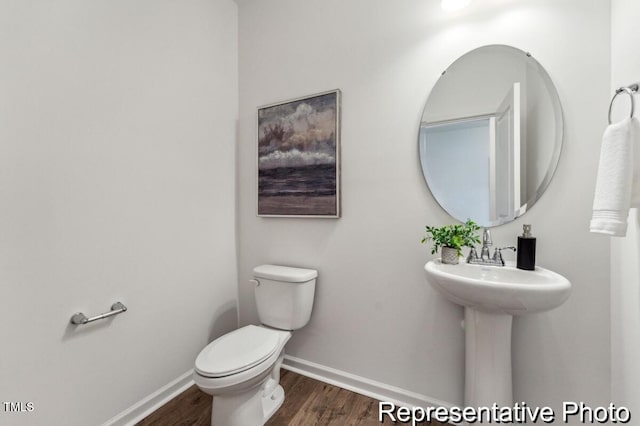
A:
[
  {"left": 211, "top": 388, "right": 263, "bottom": 426},
  {"left": 262, "top": 384, "right": 285, "bottom": 420},
  {"left": 210, "top": 382, "right": 285, "bottom": 426}
]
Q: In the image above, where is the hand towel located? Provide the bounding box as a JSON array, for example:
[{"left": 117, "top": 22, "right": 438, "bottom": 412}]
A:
[{"left": 590, "top": 117, "right": 640, "bottom": 236}]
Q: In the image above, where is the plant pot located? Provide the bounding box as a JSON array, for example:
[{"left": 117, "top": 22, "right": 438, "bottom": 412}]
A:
[{"left": 441, "top": 246, "right": 459, "bottom": 264}]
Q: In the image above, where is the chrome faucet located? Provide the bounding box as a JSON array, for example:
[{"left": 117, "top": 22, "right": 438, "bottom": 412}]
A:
[{"left": 467, "top": 228, "right": 516, "bottom": 267}]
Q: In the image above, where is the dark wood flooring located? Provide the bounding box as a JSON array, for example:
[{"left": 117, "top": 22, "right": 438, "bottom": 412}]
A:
[{"left": 137, "top": 370, "right": 448, "bottom": 425}]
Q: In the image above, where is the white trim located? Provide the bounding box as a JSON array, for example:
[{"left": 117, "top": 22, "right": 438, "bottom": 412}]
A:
[
  {"left": 102, "top": 369, "right": 195, "bottom": 426},
  {"left": 282, "top": 355, "right": 455, "bottom": 410},
  {"left": 489, "top": 115, "right": 497, "bottom": 221},
  {"left": 103, "top": 357, "right": 456, "bottom": 425}
]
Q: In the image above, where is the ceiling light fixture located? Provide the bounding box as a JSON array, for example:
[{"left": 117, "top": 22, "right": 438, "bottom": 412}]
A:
[{"left": 441, "top": 0, "right": 471, "bottom": 12}]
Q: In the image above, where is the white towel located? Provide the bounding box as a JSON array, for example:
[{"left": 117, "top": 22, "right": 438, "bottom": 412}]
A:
[{"left": 590, "top": 117, "right": 640, "bottom": 236}]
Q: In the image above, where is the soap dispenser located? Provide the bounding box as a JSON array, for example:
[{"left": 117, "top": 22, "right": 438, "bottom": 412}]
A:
[{"left": 517, "top": 224, "right": 536, "bottom": 271}]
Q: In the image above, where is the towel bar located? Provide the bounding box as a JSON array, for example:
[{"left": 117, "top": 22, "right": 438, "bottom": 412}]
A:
[
  {"left": 70, "top": 302, "right": 127, "bottom": 325},
  {"left": 608, "top": 83, "right": 639, "bottom": 124}
]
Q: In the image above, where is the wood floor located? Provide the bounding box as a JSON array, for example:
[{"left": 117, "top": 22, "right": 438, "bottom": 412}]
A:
[{"left": 136, "top": 370, "right": 448, "bottom": 425}]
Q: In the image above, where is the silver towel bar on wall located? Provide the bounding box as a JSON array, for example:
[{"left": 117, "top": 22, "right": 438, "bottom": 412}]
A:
[
  {"left": 608, "top": 83, "right": 639, "bottom": 124},
  {"left": 70, "top": 302, "right": 127, "bottom": 325}
]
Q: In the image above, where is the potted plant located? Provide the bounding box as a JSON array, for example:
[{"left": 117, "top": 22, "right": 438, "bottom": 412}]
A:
[{"left": 421, "top": 219, "right": 481, "bottom": 264}]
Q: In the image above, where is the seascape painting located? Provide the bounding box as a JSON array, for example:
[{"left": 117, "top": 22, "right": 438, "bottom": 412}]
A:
[{"left": 257, "top": 90, "right": 341, "bottom": 217}]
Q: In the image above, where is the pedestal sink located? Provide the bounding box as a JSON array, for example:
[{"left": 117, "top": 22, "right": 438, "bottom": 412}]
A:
[{"left": 424, "top": 260, "right": 571, "bottom": 408}]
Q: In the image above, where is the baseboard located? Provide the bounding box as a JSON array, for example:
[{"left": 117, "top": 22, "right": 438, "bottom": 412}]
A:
[
  {"left": 102, "top": 369, "right": 195, "bottom": 426},
  {"left": 282, "top": 355, "right": 455, "bottom": 410},
  {"left": 103, "top": 356, "right": 453, "bottom": 425}
]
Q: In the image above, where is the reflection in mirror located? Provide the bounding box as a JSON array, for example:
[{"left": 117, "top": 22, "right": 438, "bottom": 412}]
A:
[{"left": 419, "top": 45, "right": 563, "bottom": 227}]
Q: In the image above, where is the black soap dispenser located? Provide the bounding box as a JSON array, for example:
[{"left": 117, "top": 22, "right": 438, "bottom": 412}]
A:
[{"left": 517, "top": 224, "right": 536, "bottom": 270}]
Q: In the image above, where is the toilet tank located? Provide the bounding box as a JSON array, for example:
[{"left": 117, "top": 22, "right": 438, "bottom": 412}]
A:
[{"left": 253, "top": 265, "right": 317, "bottom": 330}]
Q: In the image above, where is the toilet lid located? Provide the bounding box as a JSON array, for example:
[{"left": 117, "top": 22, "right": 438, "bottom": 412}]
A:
[{"left": 195, "top": 325, "right": 280, "bottom": 377}]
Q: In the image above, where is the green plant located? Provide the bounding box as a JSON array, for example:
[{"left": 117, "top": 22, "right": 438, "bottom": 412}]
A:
[{"left": 421, "top": 219, "right": 481, "bottom": 257}]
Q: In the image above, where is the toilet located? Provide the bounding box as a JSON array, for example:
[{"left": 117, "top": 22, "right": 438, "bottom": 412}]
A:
[{"left": 193, "top": 264, "right": 317, "bottom": 426}]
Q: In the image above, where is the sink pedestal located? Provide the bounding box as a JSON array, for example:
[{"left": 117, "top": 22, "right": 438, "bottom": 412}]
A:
[
  {"left": 424, "top": 260, "right": 571, "bottom": 412},
  {"left": 464, "top": 307, "right": 513, "bottom": 407}
]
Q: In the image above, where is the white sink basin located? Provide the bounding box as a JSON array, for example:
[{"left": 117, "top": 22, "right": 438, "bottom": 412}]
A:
[
  {"left": 424, "top": 259, "right": 572, "bottom": 407},
  {"left": 424, "top": 260, "right": 571, "bottom": 315}
]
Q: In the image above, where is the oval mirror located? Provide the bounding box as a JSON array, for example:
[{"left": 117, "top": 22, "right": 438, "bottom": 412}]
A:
[{"left": 419, "top": 45, "right": 563, "bottom": 227}]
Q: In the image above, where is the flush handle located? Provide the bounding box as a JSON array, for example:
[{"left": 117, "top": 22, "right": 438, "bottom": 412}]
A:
[{"left": 249, "top": 279, "right": 260, "bottom": 287}]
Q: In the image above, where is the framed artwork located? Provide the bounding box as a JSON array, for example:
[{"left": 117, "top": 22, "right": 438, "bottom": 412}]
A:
[{"left": 257, "top": 89, "right": 341, "bottom": 217}]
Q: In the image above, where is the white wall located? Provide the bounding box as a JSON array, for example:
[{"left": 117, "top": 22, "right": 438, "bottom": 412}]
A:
[
  {"left": 237, "top": 0, "right": 611, "bottom": 411},
  {"left": 611, "top": 0, "right": 640, "bottom": 416},
  {"left": 0, "top": 1, "right": 238, "bottom": 425}
]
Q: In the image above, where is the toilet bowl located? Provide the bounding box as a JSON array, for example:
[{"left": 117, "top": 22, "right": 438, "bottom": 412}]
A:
[
  {"left": 193, "top": 265, "right": 317, "bottom": 426},
  {"left": 194, "top": 325, "right": 291, "bottom": 425}
]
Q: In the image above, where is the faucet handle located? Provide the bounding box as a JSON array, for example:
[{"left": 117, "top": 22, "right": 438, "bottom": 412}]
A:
[
  {"left": 466, "top": 247, "right": 478, "bottom": 262},
  {"left": 493, "top": 246, "right": 516, "bottom": 265}
]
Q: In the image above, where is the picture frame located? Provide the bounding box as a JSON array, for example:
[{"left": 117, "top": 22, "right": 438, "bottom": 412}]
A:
[{"left": 257, "top": 89, "right": 341, "bottom": 218}]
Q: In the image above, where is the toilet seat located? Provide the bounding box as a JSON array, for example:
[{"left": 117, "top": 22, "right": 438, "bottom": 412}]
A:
[{"left": 195, "top": 325, "right": 281, "bottom": 378}]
